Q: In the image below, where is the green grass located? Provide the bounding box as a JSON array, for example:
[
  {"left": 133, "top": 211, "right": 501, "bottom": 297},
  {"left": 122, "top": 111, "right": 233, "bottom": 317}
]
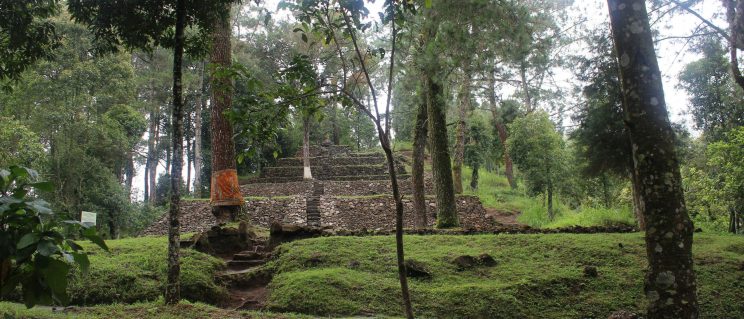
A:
[
  {"left": 0, "top": 301, "right": 313, "bottom": 319},
  {"left": 461, "top": 166, "right": 535, "bottom": 213},
  {"left": 64, "top": 236, "right": 227, "bottom": 305},
  {"left": 265, "top": 233, "right": 744, "bottom": 318},
  {"left": 392, "top": 140, "right": 413, "bottom": 152},
  {"left": 460, "top": 166, "right": 640, "bottom": 229}
]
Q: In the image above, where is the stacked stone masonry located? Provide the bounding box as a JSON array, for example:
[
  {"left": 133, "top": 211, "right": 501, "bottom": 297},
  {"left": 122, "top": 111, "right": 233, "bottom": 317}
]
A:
[
  {"left": 320, "top": 195, "right": 489, "bottom": 230},
  {"left": 143, "top": 145, "right": 491, "bottom": 236}
]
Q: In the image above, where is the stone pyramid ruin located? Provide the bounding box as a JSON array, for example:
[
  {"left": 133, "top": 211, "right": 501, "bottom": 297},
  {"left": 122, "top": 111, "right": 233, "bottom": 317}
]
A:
[{"left": 143, "top": 144, "right": 490, "bottom": 236}]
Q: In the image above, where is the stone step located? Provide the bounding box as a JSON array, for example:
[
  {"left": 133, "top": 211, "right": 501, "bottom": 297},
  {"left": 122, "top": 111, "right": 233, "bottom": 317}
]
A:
[
  {"left": 233, "top": 251, "right": 268, "bottom": 261},
  {"left": 227, "top": 259, "right": 266, "bottom": 270},
  {"left": 275, "top": 156, "right": 387, "bottom": 167}
]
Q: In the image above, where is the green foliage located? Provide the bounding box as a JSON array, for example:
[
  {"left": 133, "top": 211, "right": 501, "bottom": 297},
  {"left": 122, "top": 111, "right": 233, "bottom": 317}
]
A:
[
  {"left": 0, "top": 0, "right": 61, "bottom": 83},
  {"left": 0, "top": 118, "right": 45, "bottom": 168},
  {"left": 678, "top": 37, "right": 744, "bottom": 140},
  {"left": 266, "top": 233, "right": 744, "bottom": 318},
  {"left": 570, "top": 30, "right": 630, "bottom": 179},
  {"left": 67, "top": 0, "right": 233, "bottom": 57},
  {"left": 1, "top": 19, "right": 140, "bottom": 238},
  {"left": 507, "top": 112, "right": 567, "bottom": 210},
  {"left": 0, "top": 166, "right": 107, "bottom": 308}
]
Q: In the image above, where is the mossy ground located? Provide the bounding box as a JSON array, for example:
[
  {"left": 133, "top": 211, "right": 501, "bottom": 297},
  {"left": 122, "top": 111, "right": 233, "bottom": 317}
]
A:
[
  {"left": 67, "top": 236, "right": 227, "bottom": 305},
  {"left": 0, "top": 301, "right": 312, "bottom": 319},
  {"left": 2, "top": 230, "right": 742, "bottom": 318},
  {"left": 265, "top": 233, "right": 744, "bottom": 318}
]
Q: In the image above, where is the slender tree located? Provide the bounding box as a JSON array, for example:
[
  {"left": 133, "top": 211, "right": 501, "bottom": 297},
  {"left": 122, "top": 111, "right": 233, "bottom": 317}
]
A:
[
  {"left": 411, "top": 91, "right": 428, "bottom": 228},
  {"left": 193, "top": 61, "right": 207, "bottom": 196},
  {"left": 420, "top": 6, "right": 458, "bottom": 228},
  {"left": 452, "top": 66, "right": 472, "bottom": 195},
  {"left": 488, "top": 68, "right": 518, "bottom": 189},
  {"left": 281, "top": 1, "right": 416, "bottom": 316},
  {"left": 607, "top": 0, "right": 699, "bottom": 317}
]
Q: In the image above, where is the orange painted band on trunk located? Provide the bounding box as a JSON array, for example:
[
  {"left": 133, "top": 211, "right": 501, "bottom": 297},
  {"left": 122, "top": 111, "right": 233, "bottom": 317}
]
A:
[{"left": 210, "top": 169, "right": 244, "bottom": 206}]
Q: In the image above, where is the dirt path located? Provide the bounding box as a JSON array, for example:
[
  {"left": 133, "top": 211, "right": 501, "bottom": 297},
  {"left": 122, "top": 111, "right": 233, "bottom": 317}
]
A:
[{"left": 485, "top": 208, "right": 525, "bottom": 227}]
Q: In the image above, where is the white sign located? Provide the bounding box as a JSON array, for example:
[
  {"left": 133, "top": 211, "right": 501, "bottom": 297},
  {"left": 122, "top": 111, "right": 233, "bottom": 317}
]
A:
[{"left": 81, "top": 211, "right": 97, "bottom": 226}]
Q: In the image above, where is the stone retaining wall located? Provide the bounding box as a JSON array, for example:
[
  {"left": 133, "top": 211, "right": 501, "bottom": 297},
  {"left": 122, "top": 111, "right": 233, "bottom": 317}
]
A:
[
  {"left": 245, "top": 196, "right": 306, "bottom": 226},
  {"left": 276, "top": 156, "right": 386, "bottom": 167},
  {"left": 142, "top": 197, "right": 307, "bottom": 236},
  {"left": 240, "top": 181, "right": 313, "bottom": 197},
  {"left": 141, "top": 200, "right": 217, "bottom": 236},
  {"left": 260, "top": 164, "right": 404, "bottom": 179},
  {"left": 240, "top": 179, "right": 432, "bottom": 197},
  {"left": 143, "top": 195, "right": 488, "bottom": 236},
  {"left": 323, "top": 179, "right": 433, "bottom": 196},
  {"left": 319, "top": 195, "right": 489, "bottom": 230}
]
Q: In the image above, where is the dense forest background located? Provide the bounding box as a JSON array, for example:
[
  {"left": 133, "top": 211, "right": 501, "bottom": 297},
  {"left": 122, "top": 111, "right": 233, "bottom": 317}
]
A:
[{"left": 1, "top": 0, "right": 742, "bottom": 239}]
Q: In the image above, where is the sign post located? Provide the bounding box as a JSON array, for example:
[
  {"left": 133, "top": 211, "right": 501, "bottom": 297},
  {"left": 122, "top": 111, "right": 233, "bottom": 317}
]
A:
[{"left": 81, "top": 211, "right": 97, "bottom": 226}]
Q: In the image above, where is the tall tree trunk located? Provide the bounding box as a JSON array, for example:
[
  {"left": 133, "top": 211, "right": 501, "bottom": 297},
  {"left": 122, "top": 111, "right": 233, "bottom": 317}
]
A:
[
  {"left": 193, "top": 61, "right": 206, "bottom": 197},
  {"left": 186, "top": 138, "right": 192, "bottom": 194},
  {"left": 302, "top": 115, "right": 313, "bottom": 179},
  {"left": 423, "top": 9, "right": 458, "bottom": 228},
  {"left": 470, "top": 163, "right": 479, "bottom": 190},
  {"left": 519, "top": 61, "right": 532, "bottom": 113},
  {"left": 331, "top": 102, "right": 340, "bottom": 145},
  {"left": 165, "top": 0, "right": 186, "bottom": 305},
  {"left": 209, "top": 10, "right": 242, "bottom": 222},
  {"left": 488, "top": 70, "right": 517, "bottom": 189},
  {"left": 412, "top": 95, "right": 428, "bottom": 229},
  {"left": 601, "top": 173, "right": 611, "bottom": 208},
  {"left": 147, "top": 108, "right": 159, "bottom": 202},
  {"left": 726, "top": 0, "right": 744, "bottom": 91},
  {"left": 629, "top": 169, "right": 646, "bottom": 230},
  {"left": 144, "top": 163, "right": 149, "bottom": 202},
  {"left": 547, "top": 165, "right": 554, "bottom": 220},
  {"left": 730, "top": 207, "right": 738, "bottom": 234},
  {"left": 608, "top": 1, "right": 699, "bottom": 317},
  {"left": 453, "top": 68, "right": 471, "bottom": 195},
  {"left": 125, "top": 152, "right": 135, "bottom": 198}
]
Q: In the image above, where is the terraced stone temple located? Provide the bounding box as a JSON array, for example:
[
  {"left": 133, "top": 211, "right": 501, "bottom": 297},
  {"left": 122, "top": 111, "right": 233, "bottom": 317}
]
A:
[
  {"left": 253, "top": 145, "right": 408, "bottom": 183},
  {"left": 144, "top": 144, "right": 491, "bottom": 236}
]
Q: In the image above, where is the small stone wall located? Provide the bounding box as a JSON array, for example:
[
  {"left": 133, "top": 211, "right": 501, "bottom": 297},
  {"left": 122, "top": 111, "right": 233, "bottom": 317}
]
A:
[
  {"left": 319, "top": 195, "right": 490, "bottom": 230},
  {"left": 141, "top": 197, "right": 307, "bottom": 236},
  {"left": 295, "top": 145, "right": 352, "bottom": 157},
  {"left": 276, "top": 156, "right": 386, "bottom": 167},
  {"left": 323, "top": 179, "right": 433, "bottom": 196},
  {"left": 261, "top": 164, "right": 404, "bottom": 179},
  {"left": 141, "top": 200, "right": 217, "bottom": 236},
  {"left": 245, "top": 196, "right": 306, "bottom": 226},
  {"left": 240, "top": 181, "right": 313, "bottom": 197}
]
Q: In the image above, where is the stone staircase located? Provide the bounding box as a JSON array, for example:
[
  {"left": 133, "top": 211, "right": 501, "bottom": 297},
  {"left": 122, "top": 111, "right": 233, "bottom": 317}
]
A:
[
  {"left": 217, "top": 240, "right": 272, "bottom": 310},
  {"left": 306, "top": 182, "right": 324, "bottom": 227},
  {"left": 247, "top": 144, "right": 407, "bottom": 184}
]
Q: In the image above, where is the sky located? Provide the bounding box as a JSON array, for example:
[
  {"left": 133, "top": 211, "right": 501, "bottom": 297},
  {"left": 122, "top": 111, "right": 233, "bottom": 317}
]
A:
[{"left": 130, "top": 0, "right": 727, "bottom": 201}]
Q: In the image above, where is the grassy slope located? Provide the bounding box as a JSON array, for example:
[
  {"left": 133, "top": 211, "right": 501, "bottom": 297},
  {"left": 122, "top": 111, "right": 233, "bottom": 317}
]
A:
[
  {"left": 266, "top": 233, "right": 744, "bottom": 319},
  {"left": 460, "top": 165, "right": 636, "bottom": 228}
]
